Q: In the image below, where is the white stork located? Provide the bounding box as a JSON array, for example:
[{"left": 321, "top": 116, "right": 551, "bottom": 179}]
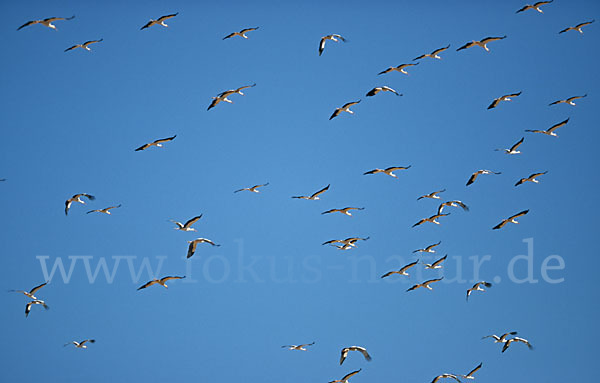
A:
[
  {"left": 502, "top": 336, "right": 534, "bottom": 352},
  {"left": 366, "top": 86, "right": 402, "bottom": 97},
  {"left": 141, "top": 13, "right": 178, "bottom": 30},
  {"left": 329, "top": 369, "right": 361, "bottom": 383},
  {"left": 516, "top": 1, "right": 553, "bottom": 13},
  {"left": 437, "top": 200, "right": 469, "bottom": 214},
  {"left": 64, "top": 39, "right": 103, "bottom": 52},
  {"left": 340, "top": 346, "right": 371, "bottom": 365},
  {"left": 234, "top": 183, "right": 269, "bottom": 193},
  {"left": 292, "top": 184, "right": 330, "bottom": 200},
  {"left": 525, "top": 118, "right": 569, "bottom": 137},
  {"left": 487, "top": 91, "right": 522, "bottom": 109},
  {"left": 87, "top": 204, "right": 121, "bottom": 215},
  {"left": 417, "top": 189, "right": 446, "bottom": 200},
  {"left": 515, "top": 171, "right": 547, "bottom": 186},
  {"left": 457, "top": 36, "right": 506, "bottom": 52},
  {"left": 466, "top": 282, "right": 492, "bottom": 301},
  {"left": 281, "top": 342, "right": 315, "bottom": 351},
  {"left": 549, "top": 94, "right": 587, "bottom": 106},
  {"left": 223, "top": 27, "right": 259, "bottom": 40},
  {"left": 381, "top": 260, "right": 419, "bottom": 278},
  {"left": 9, "top": 282, "right": 47, "bottom": 300},
  {"left": 65, "top": 194, "right": 95, "bottom": 215},
  {"left": 412, "top": 213, "right": 450, "bottom": 228},
  {"left": 319, "top": 34, "right": 346, "bottom": 56},
  {"left": 17, "top": 16, "right": 75, "bottom": 31},
  {"left": 135, "top": 135, "right": 176, "bottom": 151},
  {"left": 406, "top": 277, "right": 444, "bottom": 292},
  {"left": 378, "top": 63, "right": 419, "bottom": 75},
  {"left": 322, "top": 207, "right": 364, "bottom": 216},
  {"left": 187, "top": 238, "right": 220, "bottom": 258},
  {"left": 423, "top": 254, "right": 447, "bottom": 269},
  {"left": 64, "top": 339, "right": 95, "bottom": 349},
  {"left": 364, "top": 165, "right": 411, "bottom": 178},
  {"left": 492, "top": 209, "right": 529, "bottom": 230},
  {"left": 207, "top": 84, "right": 256, "bottom": 111},
  {"left": 25, "top": 300, "right": 49, "bottom": 317},
  {"left": 466, "top": 170, "right": 501, "bottom": 186},
  {"left": 170, "top": 215, "right": 203, "bottom": 232},
  {"left": 413, "top": 241, "right": 441, "bottom": 253},
  {"left": 414, "top": 44, "right": 450, "bottom": 60},
  {"left": 559, "top": 20, "right": 595, "bottom": 34},
  {"left": 495, "top": 137, "right": 524, "bottom": 154},
  {"left": 330, "top": 100, "right": 361, "bottom": 120},
  {"left": 137, "top": 276, "right": 185, "bottom": 290}
]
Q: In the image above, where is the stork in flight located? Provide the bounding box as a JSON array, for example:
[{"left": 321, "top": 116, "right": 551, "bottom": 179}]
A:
[
  {"left": 25, "top": 300, "right": 49, "bottom": 317},
  {"left": 135, "top": 135, "right": 176, "bottom": 151},
  {"left": 559, "top": 20, "right": 595, "bottom": 34},
  {"left": 64, "top": 39, "right": 103, "bottom": 52},
  {"left": 364, "top": 165, "right": 411, "bottom": 178},
  {"left": 137, "top": 276, "right": 185, "bottom": 290},
  {"left": 525, "top": 118, "right": 569, "bottom": 137},
  {"left": 407, "top": 277, "right": 444, "bottom": 292},
  {"left": 322, "top": 237, "right": 369, "bottom": 247},
  {"left": 482, "top": 331, "right": 518, "bottom": 343},
  {"left": 417, "top": 189, "right": 445, "bottom": 200},
  {"left": 322, "top": 207, "right": 364, "bottom": 216},
  {"left": 457, "top": 36, "right": 506, "bottom": 52},
  {"left": 281, "top": 342, "right": 315, "bottom": 351},
  {"left": 466, "top": 282, "right": 492, "bottom": 301},
  {"left": 381, "top": 260, "right": 419, "bottom": 279},
  {"left": 234, "top": 183, "right": 269, "bottom": 193},
  {"left": 413, "top": 241, "right": 441, "bottom": 253},
  {"left": 141, "top": 13, "right": 178, "bottom": 30},
  {"left": 330, "top": 100, "right": 361, "bottom": 120},
  {"left": 207, "top": 84, "right": 256, "bottom": 111},
  {"left": 493, "top": 209, "right": 529, "bottom": 230},
  {"left": 413, "top": 44, "right": 450, "bottom": 61},
  {"left": 502, "top": 337, "right": 534, "bottom": 352},
  {"left": 366, "top": 86, "right": 401, "bottom": 97},
  {"left": 437, "top": 201, "right": 469, "bottom": 214},
  {"left": 17, "top": 16, "right": 75, "bottom": 31},
  {"left": 223, "top": 27, "right": 259, "bottom": 40},
  {"left": 423, "top": 254, "right": 447, "bottom": 269},
  {"left": 340, "top": 346, "right": 371, "bottom": 365},
  {"left": 65, "top": 194, "right": 95, "bottom": 215},
  {"left": 64, "top": 339, "right": 95, "bottom": 349},
  {"left": 330, "top": 369, "right": 361, "bottom": 383},
  {"left": 170, "top": 215, "right": 203, "bottom": 232},
  {"left": 515, "top": 171, "right": 547, "bottom": 186},
  {"left": 378, "top": 63, "right": 419, "bottom": 75},
  {"left": 460, "top": 363, "right": 483, "bottom": 380},
  {"left": 487, "top": 92, "right": 522, "bottom": 109},
  {"left": 87, "top": 204, "right": 121, "bottom": 215},
  {"left": 467, "top": 170, "right": 501, "bottom": 186},
  {"left": 495, "top": 137, "right": 524, "bottom": 154},
  {"left": 431, "top": 374, "right": 462, "bottom": 383},
  {"left": 9, "top": 282, "right": 47, "bottom": 300},
  {"left": 549, "top": 94, "right": 587, "bottom": 106},
  {"left": 412, "top": 213, "right": 450, "bottom": 228},
  {"left": 292, "top": 184, "right": 330, "bottom": 200},
  {"left": 516, "top": 1, "right": 553, "bottom": 13},
  {"left": 187, "top": 238, "right": 220, "bottom": 258},
  {"left": 319, "top": 34, "right": 346, "bottom": 56}
]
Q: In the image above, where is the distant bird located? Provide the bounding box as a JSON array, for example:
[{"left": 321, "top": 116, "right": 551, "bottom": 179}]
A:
[
  {"left": 493, "top": 209, "right": 529, "bottom": 230},
  {"left": 381, "top": 260, "right": 420, "bottom": 278},
  {"left": 412, "top": 213, "right": 450, "bottom": 228},
  {"left": 292, "top": 184, "right": 330, "bottom": 200},
  {"left": 64, "top": 339, "right": 95, "bottom": 349},
  {"left": 330, "top": 100, "right": 361, "bottom": 120},
  {"left": 234, "top": 183, "right": 269, "bottom": 193},
  {"left": 413, "top": 45, "right": 450, "bottom": 60},
  {"left": 457, "top": 36, "right": 506, "bottom": 52},
  {"left": 330, "top": 243, "right": 355, "bottom": 251},
  {"left": 482, "top": 331, "right": 517, "bottom": 343},
  {"left": 466, "top": 170, "right": 501, "bottom": 186},
  {"left": 515, "top": 172, "right": 547, "bottom": 186},
  {"left": 466, "top": 282, "right": 492, "bottom": 301},
  {"left": 322, "top": 207, "right": 364, "bottom": 216},
  {"left": 437, "top": 200, "right": 469, "bottom": 214},
  {"left": 319, "top": 34, "right": 346, "bottom": 56},
  {"left": 460, "top": 363, "right": 483, "bottom": 380},
  {"left": 366, "top": 86, "right": 401, "bottom": 97},
  {"left": 423, "top": 254, "right": 447, "bottom": 269},
  {"left": 340, "top": 346, "right": 371, "bottom": 365},
  {"left": 495, "top": 137, "right": 524, "bottom": 154},
  {"left": 207, "top": 84, "right": 256, "bottom": 111},
  {"left": 25, "top": 300, "right": 49, "bottom": 317},
  {"left": 559, "top": 20, "right": 595, "bottom": 34},
  {"left": 135, "top": 135, "right": 176, "bottom": 151},
  {"left": 187, "top": 238, "right": 220, "bottom": 258},
  {"left": 378, "top": 63, "right": 419, "bottom": 75},
  {"left": 322, "top": 237, "right": 369, "bottom": 247},
  {"left": 406, "top": 277, "right": 444, "bottom": 292},
  {"left": 65, "top": 194, "right": 95, "bottom": 215},
  {"left": 516, "top": 1, "right": 553, "bottom": 13},
  {"left": 281, "top": 342, "right": 315, "bottom": 351},
  {"left": 141, "top": 13, "right": 178, "bottom": 30},
  {"left": 431, "top": 374, "right": 462, "bottom": 383},
  {"left": 17, "top": 16, "right": 75, "bottom": 31},
  {"left": 417, "top": 189, "right": 445, "bottom": 200},
  {"left": 549, "top": 94, "right": 587, "bottom": 106},
  {"left": 137, "top": 276, "right": 185, "bottom": 290},
  {"left": 413, "top": 241, "right": 441, "bottom": 253},
  {"left": 87, "top": 204, "right": 121, "bottom": 215},
  {"left": 170, "top": 215, "right": 203, "bottom": 232},
  {"left": 364, "top": 165, "right": 411, "bottom": 178},
  {"left": 487, "top": 91, "right": 522, "bottom": 109},
  {"left": 329, "top": 369, "right": 361, "bottom": 383},
  {"left": 223, "top": 27, "right": 259, "bottom": 40},
  {"left": 525, "top": 118, "right": 569, "bottom": 137},
  {"left": 64, "top": 39, "right": 103, "bottom": 52},
  {"left": 9, "top": 282, "right": 47, "bottom": 300},
  {"left": 502, "top": 337, "right": 533, "bottom": 353}
]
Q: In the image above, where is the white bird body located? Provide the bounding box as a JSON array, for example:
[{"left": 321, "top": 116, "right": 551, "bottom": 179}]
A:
[{"left": 64, "top": 339, "right": 95, "bottom": 349}]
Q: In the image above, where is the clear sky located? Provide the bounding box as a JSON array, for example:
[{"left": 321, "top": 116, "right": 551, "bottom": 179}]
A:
[{"left": 1, "top": 0, "right": 598, "bottom": 381}]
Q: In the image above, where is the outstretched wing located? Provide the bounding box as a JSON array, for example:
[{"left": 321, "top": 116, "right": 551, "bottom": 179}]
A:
[
  {"left": 157, "top": 13, "right": 179, "bottom": 22},
  {"left": 310, "top": 184, "right": 330, "bottom": 199}
]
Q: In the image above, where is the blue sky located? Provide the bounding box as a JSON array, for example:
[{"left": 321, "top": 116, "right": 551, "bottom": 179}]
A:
[{"left": 1, "top": 0, "right": 598, "bottom": 381}]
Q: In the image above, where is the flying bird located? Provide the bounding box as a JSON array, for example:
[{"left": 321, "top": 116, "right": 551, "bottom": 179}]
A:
[
  {"left": 322, "top": 237, "right": 369, "bottom": 247},
  {"left": 223, "top": 27, "right": 259, "bottom": 40},
  {"left": 492, "top": 209, "right": 529, "bottom": 230},
  {"left": 319, "top": 34, "right": 346, "bottom": 56},
  {"left": 322, "top": 207, "right": 364, "bottom": 216},
  {"left": 407, "top": 277, "right": 444, "bottom": 292},
  {"left": 329, "top": 369, "right": 361, "bottom": 383},
  {"left": 437, "top": 200, "right": 469, "bottom": 214},
  {"left": 413, "top": 241, "right": 441, "bottom": 253},
  {"left": 487, "top": 91, "right": 522, "bottom": 109},
  {"left": 366, "top": 86, "right": 401, "bottom": 97},
  {"left": 363, "top": 166, "right": 411, "bottom": 178},
  {"left": 187, "top": 238, "right": 220, "bottom": 258},
  {"left": 423, "top": 254, "right": 447, "bottom": 269},
  {"left": 64, "top": 339, "right": 95, "bottom": 349},
  {"left": 137, "top": 276, "right": 185, "bottom": 290},
  {"left": 431, "top": 374, "right": 462, "bottom": 383},
  {"left": 525, "top": 118, "right": 569, "bottom": 137},
  {"left": 170, "top": 215, "right": 203, "bottom": 232},
  {"left": 559, "top": 20, "right": 595, "bottom": 34},
  {"left": 412, "top": 213, "right": 450, "bottom": 228},
  {"left": 466, "top": 170, "right": 501, "bottom": 186},
  {"left": 207, "top": 84, "right": 256, "bottom": 110},
  {"left": 482, "top": 331, "right": 518, "bottom": 343},
  {"left": 87, "top": 204, "right": 121, "bottom": 215},
  {"left": 381, "top": 260, "right": 420, "bottom": 278},
  {"left": 549, "top": 94, "right": 587, "bottom": 106},
  {"left": 17, "top": 16, "right": 75, "bottom": 31},
  {"left": 457, "top": 36, "right": 506, "bottom": 52},
  {"left": 466, "top": 282, "right": 492, "bottom": 301},
  {"left": 495, "top": 137, "right": 524, "bottom": 154},
  {"left": 234, "top": 183, "right": 269, "bottom": 193},
  {"left": 141, "top": 13, "right": 178, "bottom": 30},
  {"left": 516, "top": 1, "right": 553, "bottom": 13},
  {"left": 64, "top": 39, "right": 103, "bottom": 52},
  {"left": 340, "top": 346, "right": 371, "bottom": 365},
  {"left": 9, "top": 282, "right": 47, "bottom": 300},
  {"left": 292, "top": 184, "right": 330, "bottom": 200},
  {"left": 378, "top": 63, "right": 419, "bottom": 75},
  {"left": 65, "top": 194, "right": 95, "bottom": 215},
  {"left": 413, "top": 45, "right": 450, "bottom": 60},
  {"left": 281, "top": 342, "right": 315, "bottom": 351},
  {"left": 417, "top": 189, "right": 446, "bottom": 200},
  {"left": 460, "top": 363, "right": 483, "bottom": 380},
  {"left": 135, "top": 135, "right": 176, "bottom": 151},
  {"left": 515, "top": 171, "right": 547, "bottom": 186},
  {"left": 502, "top": 337, "right": 534, "bottom": 352},
  {"left": 25, "top": 300, "right": 49, "bottom": 317},
  {"left": 330, "top": 100, "right": 361, "bottom": 120}
]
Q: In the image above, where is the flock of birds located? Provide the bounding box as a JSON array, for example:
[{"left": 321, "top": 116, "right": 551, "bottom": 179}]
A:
[{"left": 6, "top": 1, "right": 593, "bottom": 381}]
